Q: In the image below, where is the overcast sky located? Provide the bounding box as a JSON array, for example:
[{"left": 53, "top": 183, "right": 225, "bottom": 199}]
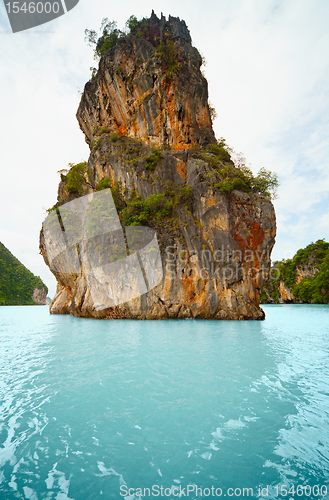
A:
[{"left": 0, "top": 0, "right": 328, "bottom": 298}]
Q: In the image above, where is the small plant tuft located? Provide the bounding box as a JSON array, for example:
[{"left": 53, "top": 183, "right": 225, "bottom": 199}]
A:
[
  {"left": 145, "top": 148, "right": 163, "bottom": 172},
  {"left": 155, "top": 40, "right": 180, "bottom": 80},
  {"left": 65, "top": 162, "right": 88, "bottom": 195},
  {"left": 96, "top": 177, "right": 112, "bottom": 191}
]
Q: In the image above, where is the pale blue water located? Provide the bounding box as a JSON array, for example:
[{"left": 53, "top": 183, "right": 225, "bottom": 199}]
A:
[{"left": 0, "top": 305, "right": 329, "bottom": 499}]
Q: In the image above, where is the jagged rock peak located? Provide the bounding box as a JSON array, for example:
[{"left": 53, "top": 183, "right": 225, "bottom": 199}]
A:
[
  {"left": 146, "top": 10, "right": 192, "bottom": 45},
  {"left": 77, "top": 12, "right": 216, "bottom": 150}
]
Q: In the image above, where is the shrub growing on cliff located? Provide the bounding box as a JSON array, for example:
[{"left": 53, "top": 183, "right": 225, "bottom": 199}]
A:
[
  {"left": 145, "top": 148, "right": 163, "bottom": 172},
  {"left": 85, "top": 193, "right": 121, "bottom": 239},
  {"left": 122, "top": 194, "right": 173, "bottom": 226},
  {"left": 85, "top": 15, "right": 144, "bottom": 63},
  {"left": 251, "top": 168, "right": 279, "bottom": 199},
  {"left": 125, "top": 15, "right": 139, "bottom": 33},
  {"left": 109, "top": 182, "right": 191, "bottom": 228},
  {"left": 217, "top": 177, "right": 250, "bottom": 193},
  {"left": 155, "top": 40, "right": 180, "bottom": 80},
  {"left": 177, "top": 186, "right": 193, "bottom": 211},
  {"left": 213, "top": 164, "right": 278, "bottom": 199},
  {"left": 206, "top": 142, "right": 231, "bottom": 162},
  {"left": 96, "top": 177, "right": 112, "bottom": 191},
  {"left": 85, "top": 19, "right": 124, "bottom": 60},
  {"left": 192, "top": 139, "right": 233, "bottom": 167},
  {"left": 65, "top": 162, "right": 88, "bottom": 195},
  {"left": 208, "top": 104, "right": 217, "bottom": 122},
  {"left": 194, "top": 139, "right": 279, "bottom": 199},
  {"left": 163, "top": 182, "right": 194, "bottom": 212}
]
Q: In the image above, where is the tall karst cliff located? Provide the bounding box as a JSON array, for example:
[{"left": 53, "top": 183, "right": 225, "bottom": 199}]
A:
[
  {"left": 40, "top": 12, "right": 276, "bottom": 319},
  {"left": 78, "top": 12, "right": 215, "bottom": 150}
]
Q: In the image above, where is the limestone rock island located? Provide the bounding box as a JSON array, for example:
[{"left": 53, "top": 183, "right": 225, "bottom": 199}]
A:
[{"left": 40, "top": 12, "right": 276, "bottom": 319}]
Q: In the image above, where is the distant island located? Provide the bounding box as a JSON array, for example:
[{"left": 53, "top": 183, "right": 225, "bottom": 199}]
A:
[
  {"left": 0, "top": 241, "right": 48, "bottom": 305},
  {"left": 261, "top": 239, "right": 329, "bottom": 304}
]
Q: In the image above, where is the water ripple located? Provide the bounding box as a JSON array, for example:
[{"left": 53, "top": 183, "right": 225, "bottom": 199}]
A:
[{"left": 0, "top": 305, "right": 329, "bottom": 498}]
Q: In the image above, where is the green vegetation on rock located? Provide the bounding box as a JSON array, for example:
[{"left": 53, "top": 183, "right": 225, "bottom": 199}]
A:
[
  {"left": 64, "top": 162, "right": 88, "bottom": 195},
  {"left": 145, "top": 148, "right": 163, "bottom": 172},
  {"left": 85, "top": 19, "right": 124, "bottom": 60},
  {"left": 261, "top": 239, "right": 329, "bottom": 304},
  {"left": 85, "top": 15, "right": 146, "bottom": 62},
  {"left": 155, "top": 40, "right": 180, "bottom": 80},
  {"left": 96, "top": 177, "right": 112, "bottom": 191},
  {"left": 122, "top": 193, "right": 173, "bottom": 226},
  {"left": 96, "top": 180, "right": 192, "bottom": 230},
  {"left": 193, "top": 140, "right": 279, "bottom": 200},
  {"left": 0, "top": 242, "right": 48, "bottom": 305},
  {"left": 85, "top": 14, "right": 181, "bottom": 83}
]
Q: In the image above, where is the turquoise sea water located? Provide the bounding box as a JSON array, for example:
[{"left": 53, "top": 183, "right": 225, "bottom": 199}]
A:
[{"left": 0, "top": 305, "right": 329, "bottom": 499}]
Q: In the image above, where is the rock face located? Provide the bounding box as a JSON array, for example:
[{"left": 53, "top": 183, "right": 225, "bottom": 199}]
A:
[
  {"left": 77, "top": 12, "right": 215, "bottom": 150},
  {"left": 40, "top": 13, "right": 276, "bottom": 320},
  {"left": 278, "top": 281, "right": 294, "bottom": 303},
  {"left": 31, "top": 287, "right": 47, "bottom": 305}
]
